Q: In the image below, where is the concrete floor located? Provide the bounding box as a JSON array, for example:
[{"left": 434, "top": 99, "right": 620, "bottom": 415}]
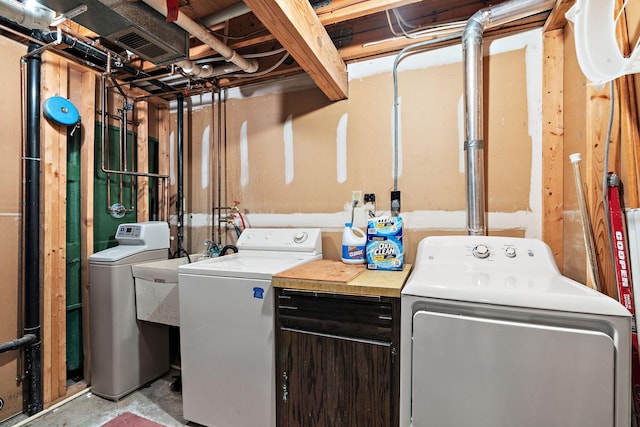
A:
[{"left": 0, "top": 370, "right": 189, "bottom": 427}]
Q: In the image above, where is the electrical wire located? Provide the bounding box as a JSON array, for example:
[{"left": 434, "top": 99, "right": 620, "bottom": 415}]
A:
[
  {"left": 385, "top": 9, "right": 466, "bottom": 40},
  {"left": 224, "top": 52, "right": 290, "bottom": 78},
  {"left": 603, "top": 80, "right": 616, "bottom": 281},
  {"left": 392, "top": 33, "right": 463, "bottom": 191},
  {"left": 392, "top": 9, "right": 419, "bottom": 29}
]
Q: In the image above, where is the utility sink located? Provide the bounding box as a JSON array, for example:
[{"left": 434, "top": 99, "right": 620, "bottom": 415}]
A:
[{"left": 132, "top": 255, "right": 205, "bottom": 326}]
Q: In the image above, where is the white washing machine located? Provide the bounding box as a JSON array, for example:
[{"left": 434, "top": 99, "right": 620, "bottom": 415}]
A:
[
  {"left": 177, "top": 228, "right": 322, "bottom": 427},
  {"left": 400, "top": 236, "right": 631, "bottom": 427},
  {"left": 89, "top": 221, "right": 170, "bottom": 400}
]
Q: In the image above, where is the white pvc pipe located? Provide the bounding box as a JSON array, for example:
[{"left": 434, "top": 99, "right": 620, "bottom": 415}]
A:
[
  {"left": 0, "top": 0, "right": 55, "bottom": 29},
  {"left": 142, "top": 0, "right": 258, "bottom": 73},
  {"left": 201, "top": 1, "right": 250, "bottom": 27},
  {"left": 175, "top": 60, "right": 241, "bottom": 78}
]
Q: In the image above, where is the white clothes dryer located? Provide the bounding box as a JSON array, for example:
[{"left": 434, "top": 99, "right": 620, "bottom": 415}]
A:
[
  {"left": 177, "top": 228, "right": 322, "bottom": 427},
  {"left": 400, "top": 236, "right": 631, "bottom": 427}
]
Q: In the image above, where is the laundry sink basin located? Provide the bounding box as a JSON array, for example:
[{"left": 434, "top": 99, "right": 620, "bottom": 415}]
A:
[{"left": 132, "top": 255, "right": 205, "bottom": 326}]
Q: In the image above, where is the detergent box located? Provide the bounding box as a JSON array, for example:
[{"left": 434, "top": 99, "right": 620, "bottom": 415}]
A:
[{"left": 366, "top": 216, "right": 404, "bottom": 271}]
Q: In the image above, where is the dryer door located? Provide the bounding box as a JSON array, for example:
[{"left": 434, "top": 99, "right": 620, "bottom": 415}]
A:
[{"left": 411, "top": 310, "right": 615, "bottom": 427}]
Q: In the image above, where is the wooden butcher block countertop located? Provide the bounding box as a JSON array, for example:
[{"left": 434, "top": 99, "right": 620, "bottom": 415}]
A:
[{"left": 272, "top": 259, "right": 413, "bottom": 298}]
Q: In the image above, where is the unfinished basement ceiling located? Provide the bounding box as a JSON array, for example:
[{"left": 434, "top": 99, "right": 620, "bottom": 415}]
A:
[{"left": 2, "top": 0, "right": 571, "bottom": 100}]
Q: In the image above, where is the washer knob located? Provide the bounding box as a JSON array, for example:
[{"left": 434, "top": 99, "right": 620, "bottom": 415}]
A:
[
  {"left": 472, "top": 244, "right": 490, "bottom": 259},
  {"left": 504, "top": 247, "right": 517, "bottom": 258},
  {"left": 293, "top": 231, "right": 308, "bottom": 243}
]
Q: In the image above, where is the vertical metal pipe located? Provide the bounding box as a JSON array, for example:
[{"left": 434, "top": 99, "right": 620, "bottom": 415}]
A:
[
  {"left": 118, "top": 109, "right": 124, "bottom": 206},
  {"left": 217, "top": 90, "right": 223, "bottom": 244},
  {"left": 177, "top": 94, "right": 185, "bottom": 255},
  {"left": 24, "top": 41, "right": 43, "bottom": 415},
  {"left": 462, "top": 0, "right": 554, "bottom": 236},
  {"left": 101, "top": 73, "right": 112, "bottom": 210},
  {"left": 462, "top": 16, "right": 485, "bottom": 236}
]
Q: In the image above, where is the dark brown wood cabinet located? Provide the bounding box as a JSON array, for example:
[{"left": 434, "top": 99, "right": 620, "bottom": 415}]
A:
[{"left": 275, "top": 289, "right": 400, "bottom": 427}]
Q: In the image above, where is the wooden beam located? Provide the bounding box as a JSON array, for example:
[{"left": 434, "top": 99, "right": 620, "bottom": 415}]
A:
[
  {"left": 542, "top": 29, "right": 564, "bottom": 270},
  {"left": 315, "top": 0, "right": 424, "bottom": 26},
  {"left": 185, "top": 0, "right": 423, "bottom": 61},
  {"left": 243, "top": 0, "right": 348, "bottom": 101},
  {"left": 543, "top": 0, "right": 575, "bottom": 32}
]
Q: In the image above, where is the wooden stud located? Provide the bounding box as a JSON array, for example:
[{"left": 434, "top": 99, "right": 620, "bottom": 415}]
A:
[
  {"left": 614, "top": 0, "right": 640, "bottom": 208},
  {"left": 542, "top": 28, "right": 564, "bottom": 270},
  {"left": 40, "top": 52, "right": 68, "bottom": 402},
  {"left": 136, "top": 100, "right": 150, "bottom": 222},
  {"left": 586, "top": 82, "right": 618, "bottom": 297},
  {"left": 79, "top": 70, "right": 95, "bottom": 383},
  {"left": 158, "top": 105, "right": 170, "bottom": 221}
]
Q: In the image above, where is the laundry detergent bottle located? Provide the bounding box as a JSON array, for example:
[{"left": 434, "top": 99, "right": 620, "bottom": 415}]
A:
[{"left": 341, "top": 223, "right": 366, "bottom": 264}]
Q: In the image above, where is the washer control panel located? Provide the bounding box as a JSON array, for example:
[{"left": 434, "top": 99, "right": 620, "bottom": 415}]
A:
[{"left": 236, "top": 228, "right": 322, "bottom": 254}]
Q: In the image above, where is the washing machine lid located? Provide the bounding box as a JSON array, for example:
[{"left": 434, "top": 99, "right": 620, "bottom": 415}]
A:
[
  {"left": 178, "top": 252, "right": 322, "bottom": 280},
  {"left": 402, "top": 236, "right": 630, "bottom": 317}
]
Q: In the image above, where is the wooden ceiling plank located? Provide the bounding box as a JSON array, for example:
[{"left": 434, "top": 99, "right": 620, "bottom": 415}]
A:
[
  {"left": 316, "top": 0, "right": 424, "bottom": 25},
  {"left": 243, "top": 0, "right": 348, "bottom": 100}
]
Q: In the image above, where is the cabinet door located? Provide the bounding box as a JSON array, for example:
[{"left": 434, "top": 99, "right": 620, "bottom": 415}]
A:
[{"left": 278, "top": 328, "right": 392, "bottom": 427}]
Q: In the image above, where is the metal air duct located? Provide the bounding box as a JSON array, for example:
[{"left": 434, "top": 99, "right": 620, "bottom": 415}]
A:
[{"left": 37, "top": 0, "right": 189, "bottom": 65}]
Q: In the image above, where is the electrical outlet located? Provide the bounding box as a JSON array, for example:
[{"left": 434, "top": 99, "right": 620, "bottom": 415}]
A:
[{"left": 351, "top": 190, "right": 363, "bottom": 206}]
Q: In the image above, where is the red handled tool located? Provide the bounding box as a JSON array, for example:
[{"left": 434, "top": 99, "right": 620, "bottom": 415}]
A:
[{"left": 607, "top": 172, "right": 640, "bottom": 425}]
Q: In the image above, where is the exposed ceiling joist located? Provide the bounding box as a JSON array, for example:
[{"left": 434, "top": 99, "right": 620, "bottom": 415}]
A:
[
  {"left": 4, "top": 0, "right": 562, "bottom": 101},
  {"left": 315, "top": 0, "right": 425, "bottom": 26},
  {"left": 243, "top": 0, "right": 348, "bottom": 101}
]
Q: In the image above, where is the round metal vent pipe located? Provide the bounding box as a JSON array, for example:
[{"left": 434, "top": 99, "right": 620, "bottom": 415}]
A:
[{"left": 462, "top": 0, "right": 555, "bottom": 235}]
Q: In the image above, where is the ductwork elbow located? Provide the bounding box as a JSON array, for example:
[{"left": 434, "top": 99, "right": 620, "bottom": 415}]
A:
[{"left": 462, "top": 15, "right": 485, "bottom": 48}]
